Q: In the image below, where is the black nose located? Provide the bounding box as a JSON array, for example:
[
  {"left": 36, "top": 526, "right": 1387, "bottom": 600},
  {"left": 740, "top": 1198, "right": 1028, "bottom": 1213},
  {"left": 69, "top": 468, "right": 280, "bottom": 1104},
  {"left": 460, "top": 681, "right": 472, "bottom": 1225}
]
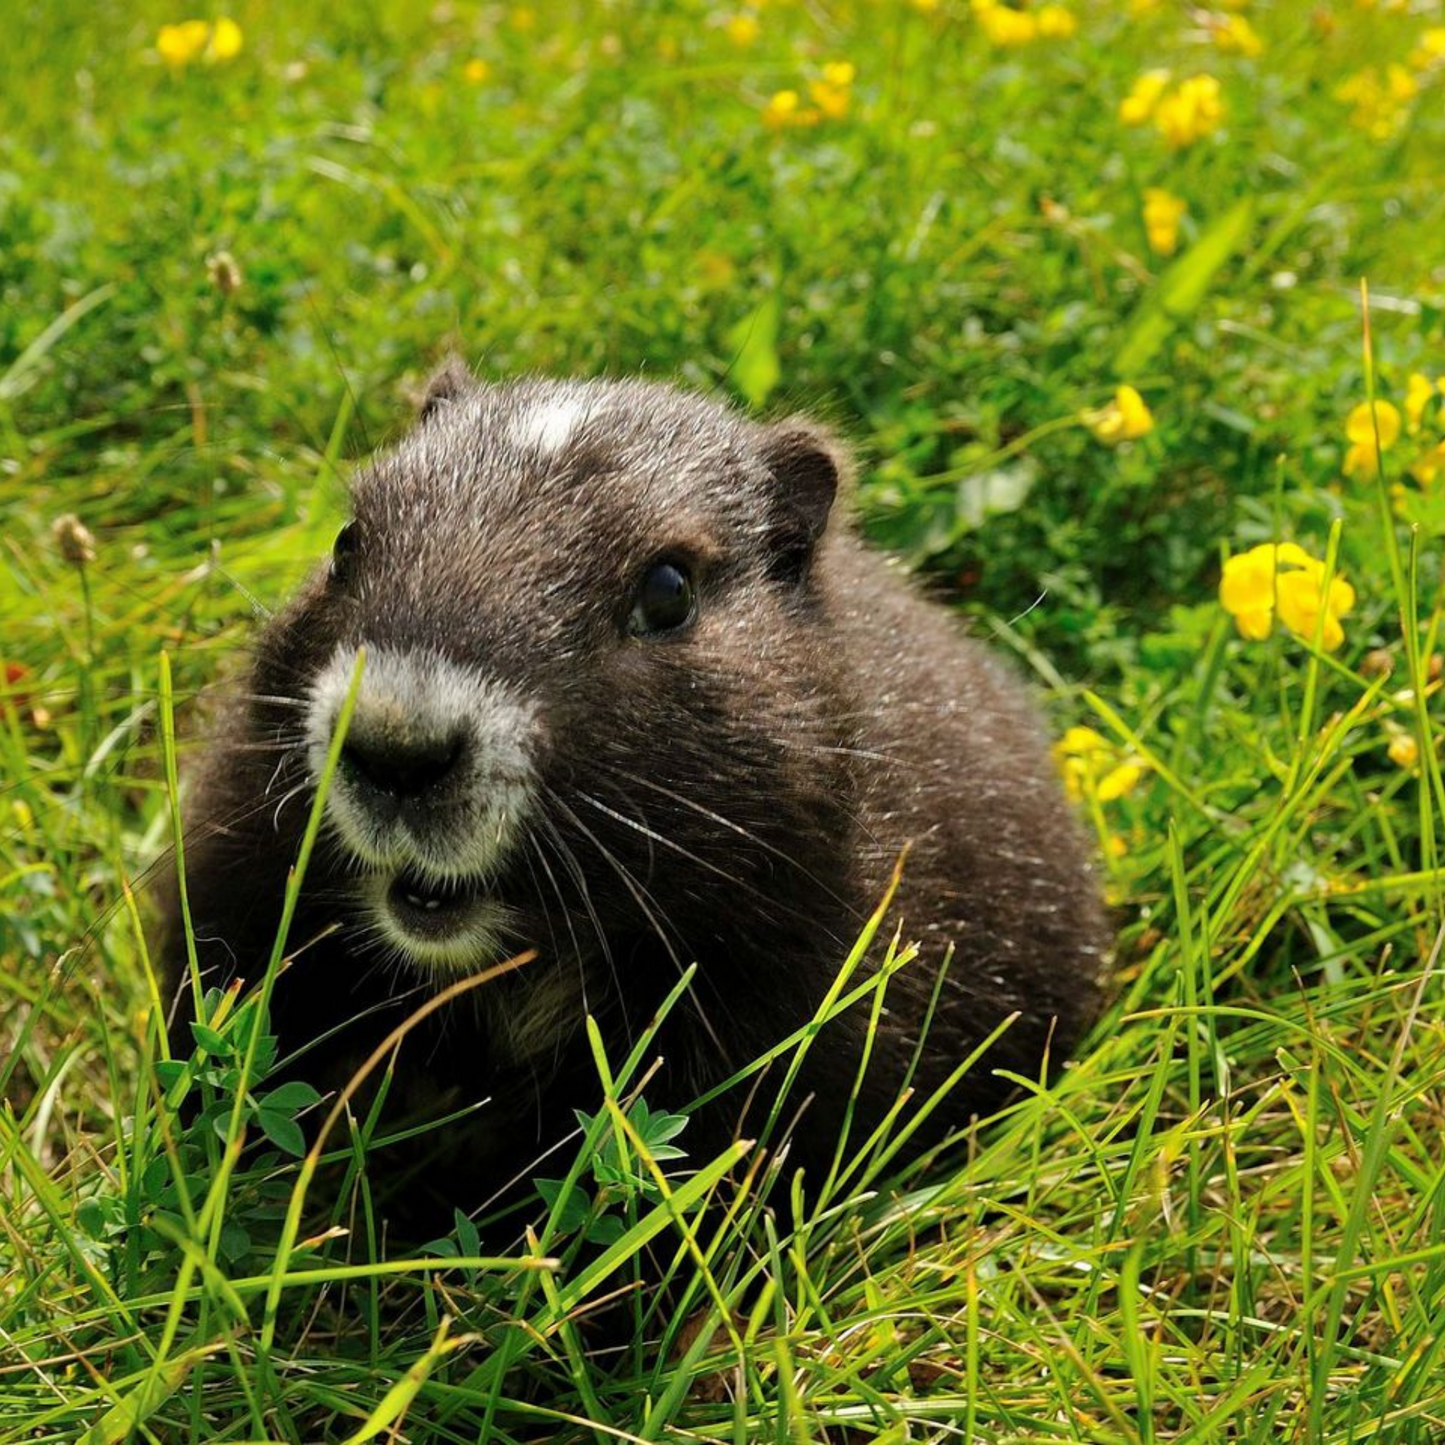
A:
[{"left": 340, "top": 729, "right": 466, "bottom": 801}]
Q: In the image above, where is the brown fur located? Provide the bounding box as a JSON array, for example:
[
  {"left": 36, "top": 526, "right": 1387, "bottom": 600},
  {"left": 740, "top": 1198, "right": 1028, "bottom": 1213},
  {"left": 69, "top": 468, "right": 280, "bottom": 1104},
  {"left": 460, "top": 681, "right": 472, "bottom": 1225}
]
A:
[{"left": 157, "top": 368, "right": 1109, "bottom": 1216}]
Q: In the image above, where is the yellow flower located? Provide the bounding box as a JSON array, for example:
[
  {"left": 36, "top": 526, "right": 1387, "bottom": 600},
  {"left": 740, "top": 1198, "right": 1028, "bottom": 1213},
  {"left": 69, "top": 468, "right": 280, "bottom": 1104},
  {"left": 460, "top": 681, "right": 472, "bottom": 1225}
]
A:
[
  {"left": 1342, "top": 398, "right": 1402, "bottom": 477},
  {"left": 1053, "top": 726, "right": 1146, "bottom": 805},
  {"left": 1411, "top": 441, "right": 1445, "bottom": 486},
  {"left": 1082, "top": 384, "right": 1154, "bottom": 443},
  {"left": 1410, "top": 27, "right": 1445, "bottom": 71},
  {"left": 1219, "top": 542, "right": 1355, "bottom": 650},
  {"left": 157, "top": 19, "right": 209, "bottom": 66},
  {"left": 1120, "top": 69, "right": 1172, "bottom": 125},
  {"left": 761, "top": 89, "right": 818, "bottom": 130},
  {"left": 157, "top": 17, "right": 242, "bottom": 67},
  {"left": 1336, "top": 65, "right": 1417, "bottom": 139},
  {"left": 1142, "top": 187, "right": 1186, "bottom": 256},
  {"left": 762, "top": 89, "right": 799, "bottom": 128},
  {"left": 207, "top": 16, "right": 242, "bottom": 60},
  {"left": 462, "top": 58, "right": 491, "bottom": 84},
  {"left": 1153, "top": 74, "right": 1224, "bottom": 148},
  {"left": 1346, "top": 398, "right": 1402, "bottom": 448},
  {"left": 1037, "top": 6, "right": 1078, "bottom": 38},
  {"left": 1386, "top": 726, "right": 1419, "bottom": 770},
  {"left": 1211, "top": 13, "right": 1263, "bottom": 57},
  {"left": 808, "top": 61, "right": 856, "bottom": 120},
  {"left": 974, "top": 0, "right": 1039, "bottom": 47},
  {"left": 911, "top": 0, "right": 942, "bottom": 10},
  {"left": 724, "top": 13, "right": 761, "bottom": 46},
  {"left": 1405, "top": 373, "right": 1435, "bottom": 434}
]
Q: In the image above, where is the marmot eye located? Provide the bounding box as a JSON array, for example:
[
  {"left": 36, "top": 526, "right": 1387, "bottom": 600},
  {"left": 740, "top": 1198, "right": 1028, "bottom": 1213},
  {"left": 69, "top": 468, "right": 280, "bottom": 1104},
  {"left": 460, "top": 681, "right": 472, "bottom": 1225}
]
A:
[
  {"left": 629, "top": 561, "right": 696, "bottom": 638},
  {"left": 329, "top": 521, "right": 361, "bottom": 587}
]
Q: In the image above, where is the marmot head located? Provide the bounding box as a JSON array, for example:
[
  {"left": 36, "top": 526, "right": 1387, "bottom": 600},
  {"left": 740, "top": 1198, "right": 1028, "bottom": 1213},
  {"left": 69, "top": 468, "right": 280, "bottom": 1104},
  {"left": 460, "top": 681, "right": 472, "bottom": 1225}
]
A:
[{"left": 260, "top": 364, "right": 858, "bottom": 979}]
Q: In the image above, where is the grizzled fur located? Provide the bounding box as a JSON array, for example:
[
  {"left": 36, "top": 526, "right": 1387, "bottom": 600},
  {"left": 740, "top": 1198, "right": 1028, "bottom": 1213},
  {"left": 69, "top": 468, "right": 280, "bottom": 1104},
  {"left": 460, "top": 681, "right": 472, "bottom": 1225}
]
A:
[{"left": 158, "top": 365, "right": 1108, "bottom": 1216}]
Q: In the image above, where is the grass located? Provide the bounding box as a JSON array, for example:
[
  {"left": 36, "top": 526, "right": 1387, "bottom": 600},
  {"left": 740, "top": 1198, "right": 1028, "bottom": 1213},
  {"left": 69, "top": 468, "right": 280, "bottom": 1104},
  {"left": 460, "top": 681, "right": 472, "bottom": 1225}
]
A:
[{"left": 4, "top": 0, "right": 1445, "bottom": 1439}]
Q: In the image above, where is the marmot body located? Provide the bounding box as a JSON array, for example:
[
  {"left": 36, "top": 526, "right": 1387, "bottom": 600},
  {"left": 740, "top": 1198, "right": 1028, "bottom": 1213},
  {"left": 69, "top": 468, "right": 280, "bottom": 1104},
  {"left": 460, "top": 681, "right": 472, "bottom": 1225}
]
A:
[{"left": 159, "top": 366, "right": 1108, "bottom": 1210}]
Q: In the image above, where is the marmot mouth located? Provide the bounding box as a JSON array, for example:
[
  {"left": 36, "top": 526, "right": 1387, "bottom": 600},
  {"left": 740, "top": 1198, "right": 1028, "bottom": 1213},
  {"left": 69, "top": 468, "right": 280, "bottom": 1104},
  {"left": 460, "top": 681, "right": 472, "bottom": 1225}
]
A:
[{"left": 385, "top": 868, "right": 487, "bottom": 942}]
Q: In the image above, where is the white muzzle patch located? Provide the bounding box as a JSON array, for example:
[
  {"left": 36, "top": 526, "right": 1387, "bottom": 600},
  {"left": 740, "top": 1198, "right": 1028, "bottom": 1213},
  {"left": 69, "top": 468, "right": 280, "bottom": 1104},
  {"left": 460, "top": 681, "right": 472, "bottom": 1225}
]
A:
[{"left": 306, "top": 644, "right": 540, "bottom": 969}]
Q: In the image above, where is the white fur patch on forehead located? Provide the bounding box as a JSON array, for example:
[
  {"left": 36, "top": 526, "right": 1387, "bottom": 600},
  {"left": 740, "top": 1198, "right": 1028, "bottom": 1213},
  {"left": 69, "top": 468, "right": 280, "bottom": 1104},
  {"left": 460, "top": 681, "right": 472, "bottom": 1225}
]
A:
[{"left": 508, "top": 396, "right": 589, "bottom": 455}]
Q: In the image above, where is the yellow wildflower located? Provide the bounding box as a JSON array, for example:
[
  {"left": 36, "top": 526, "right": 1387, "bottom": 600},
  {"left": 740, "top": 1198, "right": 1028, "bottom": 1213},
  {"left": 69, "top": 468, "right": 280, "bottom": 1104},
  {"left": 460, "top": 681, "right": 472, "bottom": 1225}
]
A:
[
  {"left": 1037, "top": 6, "right": 1078, "bottom": 38},
  {"left": 1142, "top": 188, "right": 1186, "bottom": 256},
  {"left": 1153, "top": 74, "right": 1224, "bottom": 148},
  {"left": 724, "top": 13, "right": 761, "bottom": 46},
  {"left": 1336, "top": 65, "right": 1417, "bottom": 139},
  {"left": 912, "top": 0, "right": 942, "bottom": 10},
  {"left": 1342, "top": 398, "right": 1402, "bottom": 477},
  {"left": 809, "top": 61, "right": 856, "bottom": 119},
  {"left": 974, "top": 0, "right": 1039, "bottom": 47},
  {"left": 1405, "top": 373, "right": 1435, "bottom": 434},
  {"left": 207, "top": 16, "right": 242, "bottom": 60},
  {"left": 1129, "top": 0, "right": 1161, "bottom": 12},
  {"left": 158, "top": 19, "right": 209, "bottom": 66},
  {"left": 1120, "top": 69, "right": 1172, "bottom": 125},
  {"left": 1082, "top": 385, "right": 1154, "bottom": 443},
  {"left": 1410, "top": 27, "right": 1445, "bottom": 71},
  {"left": 158, "top": 18, "right": 241, "bottom": 67},
  {"left": 462, "top": 58, "right": 491, "bottom": 84},
  {"left": 1053, "top": 726, "right": 1146, "bottom": 806},
  {"left": 510, "top": 6, "right": 537, "bottom": 30},
  {"left": 1346, "top": 398, "right": 1402, "bottom": 448},
  {"left": 1386, "top": 725, "right": 1419, "bottom": 770},
  {"left": 1219, "top": 542, "right": 1355, "bottom": 650},
  {"left": 1411, "top": 441, "right": 1445, "bottom": 487},
  {"left": 761, "top": 89, "right": 818, "bottom": 130},
  {"left": 1210, "top": 13, "right": 1263, "bottom": 57}
]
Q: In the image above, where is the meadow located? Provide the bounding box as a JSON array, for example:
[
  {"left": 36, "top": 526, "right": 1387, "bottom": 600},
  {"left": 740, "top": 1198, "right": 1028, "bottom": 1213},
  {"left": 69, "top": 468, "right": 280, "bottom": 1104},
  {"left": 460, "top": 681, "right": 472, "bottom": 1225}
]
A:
[{"left": 4, "top": 0, "right": 1445, "bottom": 1439}]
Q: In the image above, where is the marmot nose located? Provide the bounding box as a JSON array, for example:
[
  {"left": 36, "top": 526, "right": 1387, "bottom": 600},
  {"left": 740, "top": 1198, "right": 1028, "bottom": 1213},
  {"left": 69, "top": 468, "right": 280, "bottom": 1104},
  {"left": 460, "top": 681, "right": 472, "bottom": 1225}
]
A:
[{"left": 340, "top": 729, "right": 466, "bottom": 801}]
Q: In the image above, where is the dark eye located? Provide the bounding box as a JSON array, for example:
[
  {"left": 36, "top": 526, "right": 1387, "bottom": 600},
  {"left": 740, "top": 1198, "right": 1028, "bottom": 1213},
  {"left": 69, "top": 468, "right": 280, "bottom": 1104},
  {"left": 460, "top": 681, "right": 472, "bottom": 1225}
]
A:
[
  {"left": 628, "top": 560, "right": 696, "bottom": 637},
  {"left": 329, "top": 521, "right": 361, "bottom": 587}
]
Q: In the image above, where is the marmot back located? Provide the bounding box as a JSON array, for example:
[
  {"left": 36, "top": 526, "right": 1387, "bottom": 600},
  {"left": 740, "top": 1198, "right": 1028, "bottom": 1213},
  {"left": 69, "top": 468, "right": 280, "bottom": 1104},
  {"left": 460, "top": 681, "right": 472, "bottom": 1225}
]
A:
[{"left": 158, "top": 364, "right": 1109, "bottom": 1215}]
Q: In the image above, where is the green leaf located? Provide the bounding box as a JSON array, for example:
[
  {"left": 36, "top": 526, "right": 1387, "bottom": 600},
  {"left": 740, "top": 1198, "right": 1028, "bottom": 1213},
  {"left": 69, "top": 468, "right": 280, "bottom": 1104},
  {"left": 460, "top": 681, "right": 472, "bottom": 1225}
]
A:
[
  {"left": 141, "top": 1156, "right": 169, "bottom": 1199},
  {"left": 257, "top": 1080, "right": 321, "bottom": 1112},
  {"left": 189, "top": 1022, "right": 230, "bottom": 1056},
  {"left": 585, "top": 1214, "right": 626, "bottom": 1247},
  {"left": 453, "top": 1208, "right": 481, "bottom": 1258},
  {"left": 218, "top": 1221, "right": 251, "bottom": 1262},
  {"left": 725, "top": 293, "right": 782, "bottom": 409},
  {"left": 76, "top": 1198, "right": 112, "bottom": 1239},
  {"left": 535, "top": 1177, "right": 590, "bottom": 1235},
  {"left": 257, "top": 1108, "right": 306, "bottom": 1157},
  {"left": 1114, "top": 197, "right": 1255, "bottom": 376}
]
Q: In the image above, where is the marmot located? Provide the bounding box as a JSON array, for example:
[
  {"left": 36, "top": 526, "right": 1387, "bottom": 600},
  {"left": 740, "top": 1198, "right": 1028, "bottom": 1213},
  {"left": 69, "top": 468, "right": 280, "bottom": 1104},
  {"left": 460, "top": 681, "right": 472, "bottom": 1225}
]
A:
[{"left": 158, "top": 364, "right": 1108, "bottom": 1213}]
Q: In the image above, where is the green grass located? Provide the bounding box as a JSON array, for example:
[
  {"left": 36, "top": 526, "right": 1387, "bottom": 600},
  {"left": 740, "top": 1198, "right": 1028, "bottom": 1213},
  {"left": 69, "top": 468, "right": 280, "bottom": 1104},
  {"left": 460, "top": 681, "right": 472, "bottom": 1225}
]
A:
[{"left": 5, "top": 0, "right": 1445, "bottom": 1439}]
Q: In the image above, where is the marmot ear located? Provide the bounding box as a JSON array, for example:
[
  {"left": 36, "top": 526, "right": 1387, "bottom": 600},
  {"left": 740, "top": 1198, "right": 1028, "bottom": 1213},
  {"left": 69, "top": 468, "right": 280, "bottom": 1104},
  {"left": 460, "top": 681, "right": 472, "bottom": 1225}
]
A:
[
  {"left": 419, "top": 355, "right": 474, "bottom": 420},
  {"left": 758, "top": 418, "right": 847, "bottom": 580}
]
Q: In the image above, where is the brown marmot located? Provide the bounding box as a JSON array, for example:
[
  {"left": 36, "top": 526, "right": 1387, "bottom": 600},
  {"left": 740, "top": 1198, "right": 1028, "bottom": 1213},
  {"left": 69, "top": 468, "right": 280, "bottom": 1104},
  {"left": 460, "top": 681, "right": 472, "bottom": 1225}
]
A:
[{"left": 158, "top": 364, "right": 1108, "bottom": 1213}]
